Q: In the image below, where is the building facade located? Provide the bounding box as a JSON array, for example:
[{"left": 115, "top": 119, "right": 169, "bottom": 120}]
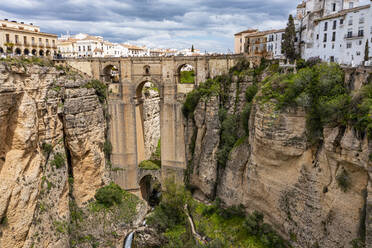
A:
[
  {"left": 234, "top": 0, "right": 371, "bottom": 66},
  {"left": 0, "top": 19, "right": 57, "bottom": 57}
]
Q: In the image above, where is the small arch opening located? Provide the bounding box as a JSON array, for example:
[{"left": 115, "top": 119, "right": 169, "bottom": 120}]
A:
[
  {"left": 24, "top": 49, "right": 30, "bottom": 56},
  {"left": 179, "top": 64, "right": 195, "bottom": 84},
  {"left": 46, "top": 50, "right": 51, "bottom": 56},
  {"left": 139, "top": 175, "right": 161, "bottom": 206},
  {"left": 32, "top": 49, "right": 37, "bottom": 56},
  {"left": 144, "top": 65, "right": 150, "bottom": 75},
  {"left": 103, "top": 65, "right": 119, "bottom": 83},
  {"left": 15, "top": 48, "right": 21, "bottom": 55},
  {"left": 39, "top": 50, "right": 44, "bottom": 57},
  {"left": 0, "top": 47, "right": 3, "bottom": 53}
]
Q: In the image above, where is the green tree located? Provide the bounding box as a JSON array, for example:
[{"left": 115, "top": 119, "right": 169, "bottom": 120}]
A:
[
  {"left": 191, "top": 45, "right": 194, "bottom": 52},
  {"left": 365, "top": 40, "right": 369, "bottom": 62},
  {"left": 282, "top": 15, "right": 297, "bottom": 62}
]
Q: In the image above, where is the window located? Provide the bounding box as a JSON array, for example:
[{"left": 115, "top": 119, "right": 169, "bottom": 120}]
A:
[
  {"left": 23, "top": 36, "right": 27, "bottom": 44},
  {"left": 332, "top": 3, "right": 336, "bottom": 11},
  {"left": 332, "top": 32, "right": 336, "bottom": 41},
  {"left": 39, "top": 38, "right": 42, "bottom": 44},
  {"left": 330, "top": 56, "right": 335, "bottom": 62},
  {"left": 333, "top": 20, "right": 337, "bottom": 29},
  {"left": 359, "top": 17, "right": 364, "bottom": 24},
  {"left": 324, "top": 22, "right": 328, "bottom": 31},
  {"left": 46, "top": 39, "right": 49, "bottom": 45},
  {"left": 15, "top": 35, "right": 19, "bottom": 44},
  {"left": 358, "top": 29, "right": 364, "bottom": 37},
  {"left": 323, "top": 33, "right": 327, "bottom": 42},
  {"left": 349, "top": 2, "right": 353, "bottom": 9},
  {"left": 356, "top": 51, "right": 360, "bottom": 56},
  {"left": 316, "top": 34, "right": 319, "bottom": 40},
  {"left": 78, "top": 46, "right": 81, "bottom": 52},
  {"left": 348, "top": 17, "right": 353, "bottom": 25},
  {"left": 340, "top": 19, "right": 344, "bottom": 25},
  {"left": 32, "top": 37, "right": 35, "bottom": 44},
  {"left": 5, "top": 34, "right": 9, "bottom": 43},
  {"left": 359, "top": 40, "right": 362, "bottom": 45},
  {"left": 347, "top": 30, "right": 352, "bottom": 38},
  {"left": 346, "top": 43, "right": 352, "bottom": 49},
  {"left": 324, "top": 44, "right": 326, "bottom": 48}
]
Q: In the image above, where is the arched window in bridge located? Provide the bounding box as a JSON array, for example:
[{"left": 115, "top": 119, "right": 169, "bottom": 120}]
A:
[
  {"left": 144, "top": 65, "right": 150, "bottom": 75},
  {"left": 179, "top": 64, "right": 195, "bottom": 84}
]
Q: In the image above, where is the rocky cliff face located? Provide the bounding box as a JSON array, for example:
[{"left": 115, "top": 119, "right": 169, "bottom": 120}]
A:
[
  {"left": 185, "top": 66, "right": 371, "bottom": 248},
  {"left": 0, "top": 61, "right": 130, "bottom": 248},
  {"left": 142, "top": 86, "right": 160, "bottom": 160}
]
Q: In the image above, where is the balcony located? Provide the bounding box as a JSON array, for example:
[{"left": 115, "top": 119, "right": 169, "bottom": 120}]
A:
[{"left": 344, "top": 34, "right": 364, "bottom": 39}]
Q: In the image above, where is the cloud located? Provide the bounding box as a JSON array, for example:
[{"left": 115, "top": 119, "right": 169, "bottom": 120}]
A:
[{"left": 0, "top": 0, "right": 302, "bottom": 52}]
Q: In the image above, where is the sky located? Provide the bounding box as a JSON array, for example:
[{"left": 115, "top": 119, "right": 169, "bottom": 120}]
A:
[{"left": 0, "top": 0, "right": 369, "bottom": 53}]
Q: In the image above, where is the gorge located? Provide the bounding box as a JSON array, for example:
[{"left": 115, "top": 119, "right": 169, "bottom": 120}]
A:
[{"left": 0, "top": 56, "right": 370, "bottom": 248}]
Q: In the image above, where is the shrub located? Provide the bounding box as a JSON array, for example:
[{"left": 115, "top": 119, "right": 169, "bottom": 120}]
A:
[
  {"left": 217, "top": 109, "right": 239, "bottom": 168},
  {"left": 139, "top": 160, "right": 161, "bottom": 170},
  {"left": 103, "top": 140, "right": 112, "bottom": 160},
  {"left": 42, "top": 143, "right": 53, "bottom": 154},
  {"left": 245, "top": 84, "right": 258, "bottom": 102},
  {"left": 336, "top": 168, "right": 351, "bottom": 192},
  {"left": 94, "top": 182, "right": 123, "bottom": 207},
  {"left": 84, "top": 80, "right": 107, "bottom": 103},
  {"left": 51, "top": 153, "right": 65, "bottom": 169}
]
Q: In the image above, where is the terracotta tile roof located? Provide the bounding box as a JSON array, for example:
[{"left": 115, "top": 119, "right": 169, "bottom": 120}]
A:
[{"left": 234, "top": 29, "right": 258, "bottom": 36}]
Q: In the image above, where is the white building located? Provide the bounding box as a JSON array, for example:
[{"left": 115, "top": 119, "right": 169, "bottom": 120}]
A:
[
  {"left": 266, "top": 29, "right": 285, "bottom": 59},
  {"left": 303, "top": 2, "right": 370, "bottom": 66}
]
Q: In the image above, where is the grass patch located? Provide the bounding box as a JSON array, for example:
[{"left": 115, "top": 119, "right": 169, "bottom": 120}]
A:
[
  {"left": 41, "top": 143, "right": 53, "bottom": 155},
  {"left": 139, "top": 160, "right": 161, "bottom": 170}
]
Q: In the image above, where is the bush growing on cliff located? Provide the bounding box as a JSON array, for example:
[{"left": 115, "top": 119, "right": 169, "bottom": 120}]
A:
[
  {"left": 51, "top": 152, "right": 65, "bottom": 169},
  {"left": 336, "top": 168, "right": 351, "bottom": 192},
  {"left": 84, "top": 80, "right": 107, "bottom": 104},
  {"left": 42, "top": 143, "right": 53, "bottom": 155},
  {"left": 103, "top": 140, "right": 112, "bottom": 160},
  {"left": 94, "top": 182, "right": 123, "bottom": 207},
  {"left": 217, "top": 109, "right": 239, "bottom": 168}
]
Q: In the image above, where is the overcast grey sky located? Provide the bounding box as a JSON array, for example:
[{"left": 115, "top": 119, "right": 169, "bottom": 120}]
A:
[{"left": 0, "top": 0, "right": 369, "bottom": 52}]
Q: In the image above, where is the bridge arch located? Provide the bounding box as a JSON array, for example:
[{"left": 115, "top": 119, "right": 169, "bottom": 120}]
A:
[
  {"left": 134, "top": 78, "right": 162, "bottom": 165},
  {"left": 139, "top": 174, "right": 161, "bottom": 206},
  {"left": 101, "top": 63, "right": 120, "bottom": 83}
]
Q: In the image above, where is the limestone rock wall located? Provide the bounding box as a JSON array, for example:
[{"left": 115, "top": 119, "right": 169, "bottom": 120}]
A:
[
  {"left": 185, "top": 70, "right": 371, "bottom": 248},
  {"left": 0, "top": 62, "right": 107, "bottom": 248},
  {"left": 142, "top": 88, "right": 160, "bottom": 160}
]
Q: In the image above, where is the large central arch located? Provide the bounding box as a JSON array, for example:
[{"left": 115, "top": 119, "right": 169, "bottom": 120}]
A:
[{"left": 64, "top": 55, "right": 244, "bottom": 196}]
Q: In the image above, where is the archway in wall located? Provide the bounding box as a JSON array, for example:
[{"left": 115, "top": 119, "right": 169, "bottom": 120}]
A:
[
  {"left": 46, "top": 50, "right": 51, "bottom": 56},
  {"left": 103, "top": 65, "right": 120, "bottom": 83},
  {"left": 135, "top": 80, "right": 161, "bottom": 168},
  {"left": 24, "top": 49, "right": 30, "bottom": 56},
  {"left": 179, "top": 64, "right": 195, "bottom": 84},
  {"left": 0, "top": 47, "right": 3, "bottom": 53},
  {"left": 32, "top": 49, "right": 37, "bottom": 56},
  {"left": 15, "top": 48, "right": 21, "bottom": 55},
  {"left": 39, "top": 50, "right": 44, "bottom": 57},
  {"left": 139, "top": 175, "right": 161, "bottom": 206}
]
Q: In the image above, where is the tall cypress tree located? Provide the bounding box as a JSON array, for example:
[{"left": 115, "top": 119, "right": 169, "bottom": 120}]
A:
[
  {"left": 191, "top": 45, "right": 194, "bottom": 52},
  {"left": 365, "top": 40, "right": 369, "bottom": 62},
  {"left": 282, "top": 15, "right": 296, "bottom": 62}
]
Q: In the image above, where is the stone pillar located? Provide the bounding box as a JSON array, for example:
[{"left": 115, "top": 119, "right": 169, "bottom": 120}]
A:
[
  {"left": 160, "top": 76, "right": 187, "bottom": 184},
  {"left": 109, "top": 82, "right": 140, "bottom": 192}
]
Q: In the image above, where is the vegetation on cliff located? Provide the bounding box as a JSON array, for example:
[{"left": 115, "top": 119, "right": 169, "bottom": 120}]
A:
[{"left": 147, "top": 181, "right": 288, "bottom": 248}]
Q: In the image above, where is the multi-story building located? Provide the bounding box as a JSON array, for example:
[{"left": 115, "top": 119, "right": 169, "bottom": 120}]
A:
[
  {"left": 309, "top": 4, "right": 370, "bottom": 65},
  {"left": 234, "top": 29, "right": 258, "bottom": 54},
  {"left": 234, "top": 0, "right": 371, "bottom": 66},
  {"left": 0, "top": 19, "right": 57, "bottom": 57}
]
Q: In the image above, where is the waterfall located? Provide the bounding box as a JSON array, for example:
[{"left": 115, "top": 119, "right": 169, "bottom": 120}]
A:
[{"left": 124, "top": 231, "right": 135, "bottom": 248}]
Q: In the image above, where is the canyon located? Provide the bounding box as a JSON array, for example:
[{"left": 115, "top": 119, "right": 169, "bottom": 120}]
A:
[{"left": 0, "top": 57, "right": 370, "bottom": 248}]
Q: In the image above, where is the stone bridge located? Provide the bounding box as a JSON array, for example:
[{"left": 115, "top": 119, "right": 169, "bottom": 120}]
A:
[{"left": 57, "top": 55, "right": 245, "bottom": 195}]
